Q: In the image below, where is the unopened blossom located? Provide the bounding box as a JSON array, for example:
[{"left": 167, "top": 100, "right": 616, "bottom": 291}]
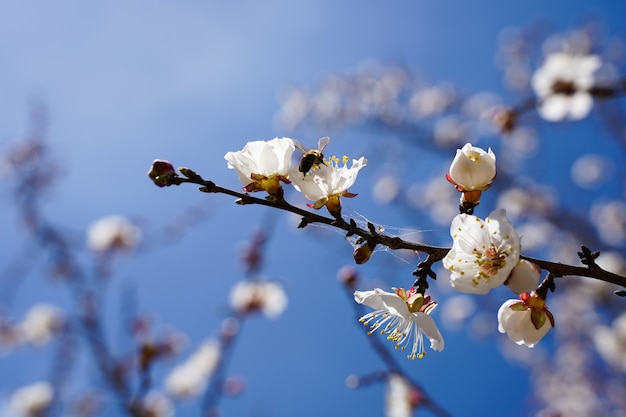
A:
[
  {"left": 443, "top": 209, "right": 520, "bottom": 294},
  {"left": 531, "top": 52, "right": 602, "bottom": 121},
  {"left": 10, "top": 382, "right": 54, "bottom": 417},
  {"left": 148, "top": 159, "right": 177, "bottom": 187},
  {"left": 385, "top": 374, "right": 420, "bottom": 417},
  {"left": 354, "top": 287, "right": 444, "bottom": 359},
  {"left": 498, "top": 291, "right": 554, "bottom": 347},
  {"left": 224, "top": 137, "right": 295, "bottom": 196},
  {"left": 87, "top": 215, "right": 142, "bottom": 252},
  {"left": 505, "top": 260, "right": 541, "bottom": 294},
  {"left": 165, "top": 339, "right": 221, "bottom": 399},
  {"left": 446, "top": 143, "right": 496, "bottom": 192},
  {"left": 16, "top": 303, "right": 64, "bottom": 346},
  {"left": 229, "top": 280, "right": 287, "bottom": 319},
  {"left": 290, "top": 155, "right": 367, "bottom": 217}
]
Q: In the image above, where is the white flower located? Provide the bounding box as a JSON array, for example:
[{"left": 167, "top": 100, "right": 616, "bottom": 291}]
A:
[
  {"left": 385, "top": 374, "right": 416, "bottom": 417},
  {"left": 165, "top": 339, "right": 221, "bottom": 399},
  {"left": 229, "top": 280, "right": 287, "bottom": 319},
  {"left": 87, "top": 215, "right": 142, "bottom": 252},
  {"left": 497, "top": 292, "right": 554, "bottom": 347},
  {"left": 446, "top": 143, "right": 496, "bottom": 192},
  {"left": 504, "top": 260, "right": 540, "bottom": 294},
  {"left": 16, "top": 303, "right": 64, "bottom": 346},
  {"left": 10, "top": 382, "right": 53, "bottom": 417},
  {"left": 290, "top": 156, "right": 367, "bottom": 217},
  {"left": 224, "top": 137, "right": 296, "bottom": 194},
  {"left": 443, "top": 208, "right": 520, "bottom": 294},
  {"left": 354, "top": 288, "right": 444, "bottom": 359},
  {"left": 531, "top": 52, "right": 601, "bottom": 121}
]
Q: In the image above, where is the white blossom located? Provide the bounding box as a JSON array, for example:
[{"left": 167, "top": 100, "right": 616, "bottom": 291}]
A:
[
  {"left": 531, "top": 52, "right": 601, "bottom": 121},
  {"left": 446, "top": 143, "right": 496, "bottom": 192},
  {"left": 290, "top": 156, "right": 367, "bottom": 215},
  {"left": 10, "top": 382, "right": 53, "bottom": 417},
  {"left": 354, "top": 288, "right": 444, "bottom": 359},
  {"left": 16, "top": 303, "right": 64, "bottom": 346},
  {"left": 505, "top": 260, "right": 541, "bottom": 294},
  {"left": 165, "top": 339, "right": 221, "bottom": 399},
  {"left": 443, "top": 209, "right": 520, "bottom": 294},
  {"left": 498, "top": 292, "right": 554, "bottom": 347},
  {"left": 224, "top": 137, "right": 296, "bottom": 194},
  {"left": 229, "top": 280, "right": 287, "bottom": 319},
  {"left": 87, "top": 215, "right": 142, "bottom": 252}
]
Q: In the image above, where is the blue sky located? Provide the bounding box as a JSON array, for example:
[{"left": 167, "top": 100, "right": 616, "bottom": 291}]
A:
[{"left": 1, "top": 1, "right": 626, "bottom": 416}]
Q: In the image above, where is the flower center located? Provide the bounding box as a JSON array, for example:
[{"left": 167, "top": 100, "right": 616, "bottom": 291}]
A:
[
  {"left": 551, "top": 79, "right": 577, "bottom": 96},
  {"left": 473, "top": 246, "right": 507, "bottom": 281}
]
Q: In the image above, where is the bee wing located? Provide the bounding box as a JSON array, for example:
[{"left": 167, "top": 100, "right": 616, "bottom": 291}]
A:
[
  {"left": 317, "top": 136, "right": 330, "bottom": 152},
  {"left": 292, "top": 139, "right": 308, "bottom": 153}
]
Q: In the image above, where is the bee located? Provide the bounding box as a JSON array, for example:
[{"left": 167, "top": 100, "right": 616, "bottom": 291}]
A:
[{"left": 295, "top": 136, "right": 330, "bottom": 176}]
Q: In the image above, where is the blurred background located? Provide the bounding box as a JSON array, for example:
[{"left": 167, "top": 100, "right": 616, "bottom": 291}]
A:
[{"left": 1, "top": 1, "right": 626, "bottom": 416}]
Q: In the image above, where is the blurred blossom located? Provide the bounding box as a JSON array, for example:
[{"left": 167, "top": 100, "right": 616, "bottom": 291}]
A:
[
  {"left": 595, "top": 251, "right": 626, "bottom": 276},
  {"left": 405, "top": 178, "right": 458, "bottom": 226},
  {"left": 16, "top": 303, "right": 64, "bottom": 346},
  {"left": 504, "top": 260, "right": 540, "bottom": 294},
  {"left": 10, "top": 382, "right": 53, "bottom": 417},
  {"left": 275, "top": 88, "right": 309, "bottom": 131},
  {"left": 372, "top": 173, "right": 400, "bottom": 204},
  {"left": 354, "top": 288, "right": 444, "bottom": 359},
  {"left": 229, "top": 280, "right": 287, "bottom": 319},
  {"left": 433, "top": 116, "right": 467, "bottom": 147},
  {"left": 409, "top": 84, "right": 454, "bottom": 118},
  {"left": 439, "top": 294, "right": 475, "bottom": 331},
  {"left": 87, "top": 215, "right": 142, "bottom": 253},
  {"left": 165, "top": 339, "right": 221, "bottom": 399},
  {"left": 542, "top": 30, "right": 592, "bottom": 56},
  {"left": 501, "top": 127, "right": 538, "bottom": 159},
  {"left": 515, "top": 220, "right": 554, "bottom": 251},
  {"left": 462, "top": 92, "right": 502, "bottom": 126},
  {"left": 140, "top": 391, "right": 173, "bottom": 417},
  {"left": 503, "top": 63, "right": 531, "bottom": 91},
  {"left": 443, "top": 209, "right": 521, "bottom": 295},
  {"left": 570, "top": 154, "right": 613, "bottom": 189},
  {"left": 531, "top": 52, "right": 601, "bottom": 121},
  {"left": 593, "top": 312, "right": 626, "bottom": 373},
  {"left": 498, "top": 292, "right": 554, "bottom": 348},
  {"left": 224, "top": 137, "right": 296, "bottom": 195},
  {"left": 497, "top": 186, "right": 556, "bottom": 220},
  {"left": 385, "top": 374, "right": 418, "bottom": 417},
  {"left": 590, "top": 200, "right": 626, "bottom": 245}
]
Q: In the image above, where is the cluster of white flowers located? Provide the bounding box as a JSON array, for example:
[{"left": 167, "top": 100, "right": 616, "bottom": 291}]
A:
[
  {"left": 353, "top": 143, "right": 554, "bottom": 359},
  {"left": 225, "top": 137, "right": 367, "bottom": 216},
  {"left": 225, "top": 138, "right": 555, "bottom": 358},
  {"left": 165, "top": 338, "right": 221, "bottom": 399}
]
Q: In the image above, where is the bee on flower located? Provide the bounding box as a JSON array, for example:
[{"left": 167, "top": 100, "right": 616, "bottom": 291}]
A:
[{"left": 290, "top": 154, "right": 367, "bottom": 218}]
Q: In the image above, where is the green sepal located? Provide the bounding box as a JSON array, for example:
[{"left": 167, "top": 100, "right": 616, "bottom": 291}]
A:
[
  {"left": 509, "top": 302, "right": 527, "bottom": 312},
  {"left": 530, "top": 309, "right": 546, "bottom": 330}
]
